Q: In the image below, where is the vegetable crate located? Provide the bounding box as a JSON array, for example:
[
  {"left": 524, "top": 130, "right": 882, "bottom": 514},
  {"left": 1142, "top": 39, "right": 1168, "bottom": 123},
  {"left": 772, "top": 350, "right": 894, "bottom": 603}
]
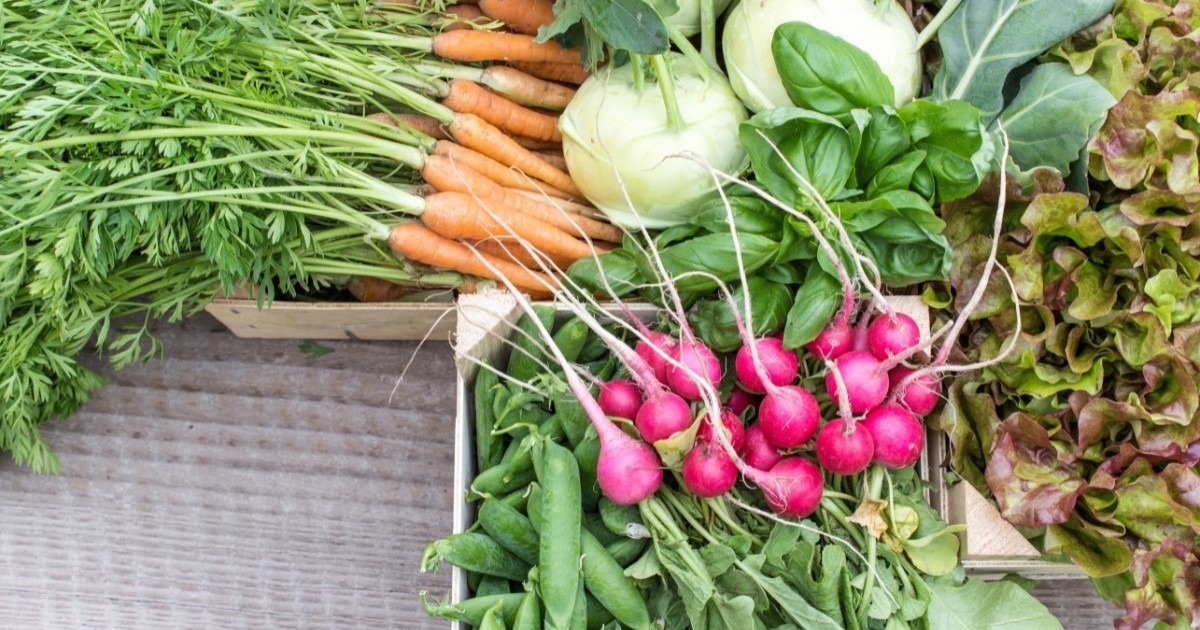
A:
[
  {"left": 448, "top": 292, "right": 1079, "bottom": 621},
  {"left": 204, "top": 285, "right": 457, "bottom": 341}
]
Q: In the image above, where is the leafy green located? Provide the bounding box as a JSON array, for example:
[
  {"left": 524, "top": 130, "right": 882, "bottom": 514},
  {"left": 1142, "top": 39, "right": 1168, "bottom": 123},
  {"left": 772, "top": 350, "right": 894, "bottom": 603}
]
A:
[
  {"left": 925, "top": 575, "right": 1064, "bottom": 629},
  {"left": 689, "top": 277, "right": 792, "bottom": 352},
  {"left": 739, "top": 108, "right": 855, "bottom": 205},
  {"left": 781, "top": 266, "right": 841, "bottom": 350},
  {"left": 771, "top": 22, "right": 894, "bottom": 124}
]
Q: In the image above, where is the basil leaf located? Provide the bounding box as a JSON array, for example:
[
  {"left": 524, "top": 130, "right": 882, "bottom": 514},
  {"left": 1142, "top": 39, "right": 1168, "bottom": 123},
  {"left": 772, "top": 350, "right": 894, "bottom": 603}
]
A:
[
  {"left": 931, "top": 0, "right": 1115, "bottom": 122},
  {"left": 898, "top": 99, "right": 988, "bottom": 203},
  {"left": 783, "top": 266, "right": 841, "bottom": 349},
  {"left": 646, "top": 233, "right": 780, "bottom": 293},
  {"left": 566, "top": 249, "right": 643, "bottom": 297},
  {"left": 580, "top": 0, "right": 670, "bottom": 55},
  {"left": 867, "top": 150, "right": 927, "bottom": 198},
  {"left": 740, "top": 108, "right": 854, "bottom": 205},
  {"left": 690, "top": 194, "right": 784, "bottom": 236},
  {"left": 771, "top": 22, "right": 894, "bottom": 124},
  {"left": 855, "top": 106, "right": 912, "bottom": 184},
  {"left": 689, "top": 277, "right": 792, "bottom": 352}
]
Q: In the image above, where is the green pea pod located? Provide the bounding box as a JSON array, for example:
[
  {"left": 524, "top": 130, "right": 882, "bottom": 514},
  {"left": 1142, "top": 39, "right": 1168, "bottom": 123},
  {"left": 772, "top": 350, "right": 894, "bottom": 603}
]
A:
[
  {"left": 470, "top": 463, "right": 538, "bottom": 502},
  {"left": 577, "top": 329, "right": 610, "bottom": 363},
  {"left": 537, "top": 440, "right": 582, "bottom": 630},
  {"left": 502, "top": 417, "right": 564, "bottom": 485},
  {"left": 421, "top": 533, "right": 532, "bottom": 582},
  {"left": 479, "top": 599, "right": 508, "bottom": 630},
  {"left": 583, "top": 512, "right": 622, "bottom": 547},
  {"left": 474, "top": 362, "right": 504, "bottom": 472},
  {"left": 604, "top": 536, "right": 649, "bottom": 568},
  {"left": 585, "top": 592, "right": 615, "bottom": 630},
  {"left": 499, "top": 485, "right": 531, "bottom": 513},
  {"left": 553, "top": 393, "right": 591, "bottom": 448},
  {"left": 479, "top": 498, "right": 540, "bottom": 565},
  {"left": 507, "top": 305, "right": 556, "bottom": 382},
  {"left": 512, "top": 588, "right": 542, "bottom": 630},
  {"left": 475, "top": 575, "right": 512, "bottom": 598},
  {"left": 552, "top": 316, "right": 591, "bottom": 364},
  {"left": 527, "top": 483, "right": 544, "bottom": 534},
  {"left": 573, "top": 432, "right": 602, "bottom": 511},
  {"left": 570, "top": 578, "right": 588, "bottom": 630},
  {"left": 467, "top": 570, "right": 483, "bottom": 595},
  {"left": 581, "top": 530, "right": 653, "bottom": 630},
  {"left": 421, "top": 592, "right": 525, "bottom": 626},
  {"left": 598, "top": 498, "right": 643, "bottom": 537}
]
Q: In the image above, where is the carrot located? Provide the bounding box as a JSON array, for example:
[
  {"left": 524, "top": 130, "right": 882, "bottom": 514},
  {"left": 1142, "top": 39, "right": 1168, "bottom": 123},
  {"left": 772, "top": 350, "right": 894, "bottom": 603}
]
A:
[
  {"left": 441, "top": 79, "right": 562, "bottom": 143},
  {"left": 508, "top": 188, "right": 605, "bottom": 219},
  {"left": 511, "top": 136, "right": 561, "bottom": 151},
  {"left": 446, "top": 112, "right": 581, "bottom": 196},
  {"left": 479, "top": 66, "right": 576, "bottom": 111},
  {"left": 421, "top": 191, "right": 596, "bottom": 261},
  {"left": 478, "top": 0, "right": 555, "bottom": 35},
  {"left": 432, "top": 30, "right": 582, "bottom": 65},
  {"left": 420, "top": 154, "right": 622, "bottom": 242},
  {"left": 507, "top": 60, "right": 590, "bottom": 85},
  {"left": 441, "top": 4, "right": 489, "bottom": 31},
  {"left": 388, "top": 224, "right": 556, "bottom": 295},
  {"left": 432, "top": 140, "right": 574, "bottom": 199},
  {"left": 469, "top": 238, "right": 573, "bottom": 270},
  {"left": 534, "top": 150, "right": 567, "bottom": 172},
  {"left": 347, "top": 276, "right": 423, "bottom": 302},
  {"left": 366, "top": 112, "right": 448, "bottom": 140}
]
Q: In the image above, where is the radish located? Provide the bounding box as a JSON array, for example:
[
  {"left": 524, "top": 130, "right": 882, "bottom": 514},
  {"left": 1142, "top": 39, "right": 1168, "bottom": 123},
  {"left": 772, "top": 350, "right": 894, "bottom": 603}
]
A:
[
  {"left": 636, "top": 331, "right": 678, "bottom": 384},
  {"left": 861, "top": 405, "right": 925, "bottom": 469},
  {"left": 806, "top": 319, "right": 854, "bottom": 360},
  {"left": 680, "top": 438, "right": 739, "bottom": 498},
  {"left": 666, "top": 338, "right": 722, "bottom": 401},
  {"left": 735, "top": 337, "right": 798, "bottom": 393},
  {"left": 888, "top": 366, "right": 940, "bottom": 417},
  {"left": 814, "top": 419, "right": 874, "bottom": 476},
  {"left": 598, "top": 379, "right": 643, "bottom": 421},
  {"left": 743, "top": 456, "right": 824, "bottom": 518},
  {"left": 743, "top": 424, "right": 785, "bottom": 471},
  {"left": 824, "top": 351, "right": 889, "bottom": 415},
  {"left": 725, "top": 386, "right": 759, "bottom": 416},
  {"left": 867, "top": 312, "right": 920, "bottom": 361},
  {"left": 696, "top": 409, "right": 746, "bottom": 454},
  {"left": 757, "top": 386, "right": 821, "bottom": 449},
  {"left": 635, "top": 391, "right": 694, "bottom": 443}
]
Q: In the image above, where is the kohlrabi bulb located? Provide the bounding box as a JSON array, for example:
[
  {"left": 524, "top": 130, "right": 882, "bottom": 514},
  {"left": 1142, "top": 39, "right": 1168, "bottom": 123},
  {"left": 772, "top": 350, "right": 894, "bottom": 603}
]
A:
[
  {"left": 723, "top": 0, "right": 922, "bottom": 112},
  {"left": 666, "top": 0, "right": 735, "bottom": 37},
  {"left": 559, "top": 53, "right": 749, "bottom": 229}
]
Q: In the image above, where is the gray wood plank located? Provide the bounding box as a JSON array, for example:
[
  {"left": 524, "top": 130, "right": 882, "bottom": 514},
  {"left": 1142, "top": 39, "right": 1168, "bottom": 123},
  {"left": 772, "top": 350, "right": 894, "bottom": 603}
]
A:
[{"left": 0, "top": 314, "right": 1125, "bottom": 629}]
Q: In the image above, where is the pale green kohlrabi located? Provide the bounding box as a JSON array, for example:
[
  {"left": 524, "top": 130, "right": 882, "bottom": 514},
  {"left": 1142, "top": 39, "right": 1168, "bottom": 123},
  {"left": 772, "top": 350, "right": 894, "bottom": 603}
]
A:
[
  {"left": 667, "top": 0, "right": 734, "bottom": 37},
  {"left": 723, "top": 0, "right": 922, "bottom": 112},
  {"left": 558, "top": 53, "right": 749, "bottom": 230}
]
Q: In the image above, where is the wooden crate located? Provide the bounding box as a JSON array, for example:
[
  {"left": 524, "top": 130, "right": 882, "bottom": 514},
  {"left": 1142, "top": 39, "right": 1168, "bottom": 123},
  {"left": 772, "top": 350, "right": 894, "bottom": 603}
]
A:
[{"left": 205, "top": 298, "right": 457, "bottom": 341}]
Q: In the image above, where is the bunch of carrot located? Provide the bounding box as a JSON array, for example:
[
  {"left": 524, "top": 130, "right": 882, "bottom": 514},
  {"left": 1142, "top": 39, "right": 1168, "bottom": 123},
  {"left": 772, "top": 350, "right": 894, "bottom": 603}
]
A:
[{"left": 347, "top": 0, "right": 616, "bottom": 301}]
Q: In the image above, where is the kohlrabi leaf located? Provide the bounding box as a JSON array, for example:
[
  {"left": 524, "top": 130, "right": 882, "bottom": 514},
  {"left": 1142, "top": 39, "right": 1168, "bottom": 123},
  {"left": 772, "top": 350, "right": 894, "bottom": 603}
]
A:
[
  {"left": 739, "top": 107, "right": 854, "bottom": 205},
  {"left": 926, "top": 576, "right": 1064, "bottom": 630},
  {"left": 782, "top": 265, "right": 840, "bottom": 349},
  {"left": 995, "top": 63, "right": 1116, "bottom": 174},
  {"left": 770, "top": 22, "right": 894, "bottom": 124},
  {"left": 931, "top": 0, "right": 1116, "bottom": 122},
  {"left": 580, "top": 0, "right": 670, "bottom": 54}
]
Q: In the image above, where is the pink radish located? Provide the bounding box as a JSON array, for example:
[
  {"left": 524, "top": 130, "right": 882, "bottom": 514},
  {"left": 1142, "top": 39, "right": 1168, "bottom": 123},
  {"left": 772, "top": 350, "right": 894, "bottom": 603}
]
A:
[
  {"left": 666, "top": 339, "right": 722, "bottom": 401},
  {"left": 867, "top": 313, "right": 920, "bottom": 361},
  {"left": 743, "top": 424, "right": 785, "bottom": 471},
  {"left": 598, "top": 379, "right": 643, "bottom": 420},
  {"left": 725, "top": 386, "right": 759, "bottom": 416},
  {"left": 735, "top": 337, "right": 798, "bottom": 394},
  {"left": 814, "top": 419, "right": 874, "bottom": 476},
  {"left": 852, "top": 320, "right": 871, "bottom": 353},
  {"left": 861, "top": 405, "right": 925, "bottom": 469},
  {"left": 806, "top": 319, "right": 854, "bottom": 360},
  {"left": 635, "top": 391, "right": 694, "bottom": 443},
  {"left": 743, "top": 456, "right": 824, "bottom": 518},
  {"left": 696, "top": 410, "right": 746, "bottom": 454},
  {"left": 757, "top": 386, "right": 821, "bottom": 449},
  {"left": 825, "top": 351, "right": 889, "bottom": 415},
  {"left": 888, "top": 366, "right": 940, "bottom": 417},
  {"left": 636, "top": 331, "right": 678, "bottom": 384},
  {"left": 681, "top": 438, "right": 739, "bottom": 498}
]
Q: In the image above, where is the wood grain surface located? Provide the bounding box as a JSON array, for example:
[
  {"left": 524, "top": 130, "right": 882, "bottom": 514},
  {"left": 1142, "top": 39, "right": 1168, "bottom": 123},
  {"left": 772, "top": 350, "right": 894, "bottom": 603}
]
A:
[{"left": 0, "top": 314, "right": 1122, "bottom": 629}]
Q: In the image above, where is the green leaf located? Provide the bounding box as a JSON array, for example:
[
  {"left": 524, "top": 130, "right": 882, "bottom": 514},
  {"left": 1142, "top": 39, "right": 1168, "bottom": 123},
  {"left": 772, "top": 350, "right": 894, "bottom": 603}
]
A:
[
  {"left": 926, "top": 576, "right": 1064, "bottom": 630},
  {"left": 855, "top": 107, "right": 913, "bottom": 184},
  {"left": 931, "top": 0, "right": 1117, "bottom": 122},
  {"left": 740, "top": 108, "right": 854, "bottom": 205},
  {"left": 770, "top": 22, "right": 894, "bottom": 124},
  {"left": 689, "top": 277, "right": 793, "bottom": 352},
  {"left": 567, "top": 250, "right": 644, "bottom": 298},
  {"left": 298, "top": 340, "right": 334, "bottom": 360},
  {"left": 782, "top": 266, "right": 840, "bottom": 349},
  {"left": 1044, "top": 518, "right": 1133, "bottom": 578},
  {"left": 901, "top": 525, "right": 967, "bottom": 577},
  {"left": 995, "top": 63, "right": 1116, "bottom": 174},
  {"left": 579, "top": 0, "right": 671, "bottom": 54},
  {"left": 739, "top": 557, "right": 842, "bottom": 629},
  {"left": 897, "top": 99, "right": 988, "bottom": 203},
  {"left": 648, "top": 233, "right": 780, "bottom": 294},
  {"left": 690, "top": 194, "right": 784, "bottom": 236}
]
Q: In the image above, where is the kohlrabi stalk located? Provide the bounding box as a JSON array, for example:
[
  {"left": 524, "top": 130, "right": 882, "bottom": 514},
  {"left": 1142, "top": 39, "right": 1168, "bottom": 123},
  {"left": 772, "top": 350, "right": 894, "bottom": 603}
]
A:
[{"left": 917, "top": 0, "right": 965, "bottom": 49}]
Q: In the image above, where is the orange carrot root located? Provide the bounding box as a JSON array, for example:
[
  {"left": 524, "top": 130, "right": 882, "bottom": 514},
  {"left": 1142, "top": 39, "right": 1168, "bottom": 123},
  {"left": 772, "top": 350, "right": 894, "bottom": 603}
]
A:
[
  {"left": 507, "top": 60, "right": 590, "bottom": 85},
  {"left": 347, "top": 276, "right": 424, "bottom": 302},
  {"left": 432, "top": 30, "right": 581, "bottom": 65},
  {"left": 432, "top": 140, "right": 573, "bottom": 200},
  {"left": 480, "top": 66, "right": 576, "bottom": 111},
  {"left": 441, "top": 79, "right": 562, "bottom": 143},
  {"left": 533, "top": 150, "right": 567, "bottom": 171},
  {"left": 441, "top": 4, "right": 489, "bottom": 31},
  {"left": 447, "top": 112, "right": 581, "bottom": 196},
  {"left": 389, "top": 223, "right": 556, "bottom": 295},
  {"left": 421, "top": 191, "right": 597, "bottom": 261},
  {"left": 511, "top": 136, "right": 562, "bottom": 152},
  {"left": 366, "top": 112, "right": 449, "bottom": 140},
  {"left": 468, "top": 238, "right": 573, "bottom": 270},
  {"left": 477, "top": 0, "right": 555, "bottom": 35}
]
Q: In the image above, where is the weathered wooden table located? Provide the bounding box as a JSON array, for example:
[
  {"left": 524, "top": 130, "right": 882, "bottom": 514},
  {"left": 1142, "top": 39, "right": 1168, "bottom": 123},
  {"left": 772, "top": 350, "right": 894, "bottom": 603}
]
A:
[{"left": 0, "top": 314, "right": 1121, "bottom": 628}]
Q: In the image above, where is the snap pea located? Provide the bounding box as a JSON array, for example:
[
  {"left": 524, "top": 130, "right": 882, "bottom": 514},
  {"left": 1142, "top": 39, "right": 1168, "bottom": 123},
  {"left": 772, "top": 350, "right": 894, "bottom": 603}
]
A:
[
  {"left": 581, "top": 530, "right": 653, "bottom": 630},
  {"left": 479, "top": 498, "right": 540, "bottom": 565},
  {"left": 570, "top": 578, "right": 588, "bottom": 630},
  {"left": 577, "top": 328, "right": 610, "bottom": 363},
  {"left": 604, "top": 536, "right": 650, "bottom": 568},
  {"left": 501, "top": 418, "right": 564, "bottom": 485},
  {"left": 512, "top": 588, "right": 542, "bottom": 630},
  {"left": 507, "top": 305, "right": 556, "bottom": 383},
  {"left": 553, "top": 392, "right": 591, "bottom": 448},
  {"left": 474, "top": 361, "right": 504, "bottom": 472},
  {"left": 479, "top": 599, "right": 508, "bottom": 630},
  {"left": 552, "top": 316, "right": 591, "bottom": 364},
  {"left": 599, "top": 498, "right": 644, "bottom": 537},
  {"left": 423, "top": 532, "right": 532, "bottom": 582},
  {"left": 573, "top": 432, "right": 602, "bottom": 511},
  {"left": 499, "top": 485, "right": 531, "bottom": 513},
  {"left": 475, "top": 575, "right": 511, "bottom": 598},
  {"left": 421, "top": 592, "right": 525, "bottom": 626},
  {"left": 527, "top": 483, "right": 544, "bottom": 534},
  {"left": 469, "top": 462, "right": 537, "bottom": 501},
  {"left": 583, "top": 512, "right": 622, "bottom": 547},
  {"left": 585, "top": 592, "right": 616, "bottom": 630},
  {"left": 536, "top": 440, "right": 582, "bottom": 629}
]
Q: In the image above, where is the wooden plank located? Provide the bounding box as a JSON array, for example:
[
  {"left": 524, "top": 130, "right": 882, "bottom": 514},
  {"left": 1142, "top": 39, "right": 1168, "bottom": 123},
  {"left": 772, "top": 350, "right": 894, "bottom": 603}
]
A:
[{"left": 206, "top": 298, "right": 457, "bottom": 341}]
